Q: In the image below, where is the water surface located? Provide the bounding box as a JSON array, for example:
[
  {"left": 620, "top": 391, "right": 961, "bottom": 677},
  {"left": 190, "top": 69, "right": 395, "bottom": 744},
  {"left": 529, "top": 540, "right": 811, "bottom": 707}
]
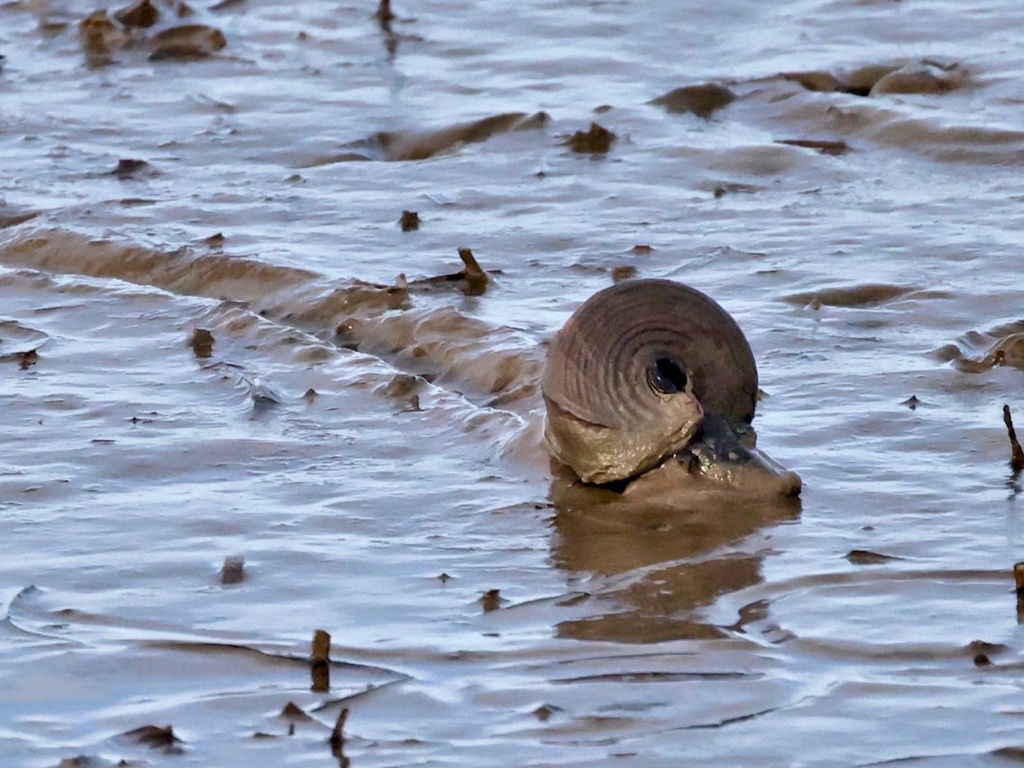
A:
[{"left": 2, "top": 0, "right": 1024, "bottom": 765}]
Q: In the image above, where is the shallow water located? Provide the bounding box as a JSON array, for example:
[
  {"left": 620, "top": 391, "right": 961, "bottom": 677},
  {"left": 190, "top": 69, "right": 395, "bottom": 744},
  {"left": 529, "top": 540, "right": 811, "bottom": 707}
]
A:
[{"left": 2, "top": 1, "right": 1024, "bottom": 765}]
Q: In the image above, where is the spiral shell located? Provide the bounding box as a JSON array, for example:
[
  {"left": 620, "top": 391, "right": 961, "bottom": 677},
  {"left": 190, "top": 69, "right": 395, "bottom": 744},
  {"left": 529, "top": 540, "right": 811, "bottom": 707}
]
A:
[{"left": 542, "top": 279, "right": 757, "bottom": 484}]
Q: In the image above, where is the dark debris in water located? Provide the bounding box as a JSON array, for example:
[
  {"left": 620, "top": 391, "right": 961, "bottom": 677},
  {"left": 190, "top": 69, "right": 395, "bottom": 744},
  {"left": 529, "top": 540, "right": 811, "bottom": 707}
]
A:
[
  {"left": 111, "top": 158, "right": 158, "bottom": 179},
  {"left": 649, "top": 83, "right": 735, "bottom": 118},
  {"left": 219, "top": 554, "right": 245, "bottom": 585},
  {"left": 399, "top": 210, "right": 420, "bottom": 231},
  {"left": 200, "top": 232, "right": 226, "bottom": 249},
  {"left": 328, "top": 707, "right": 350, "bottom": 761},
  {"left": 279, "top": 701, "right": 316, "bottom": 723},
  {"left": 310, "top": 628, "right": 331, "bottom": 693},
  {"left": 480, "top": 588, "right": 504, "bottom": 612},
  {"left": 531, "top": 703, "right": 564, "bottom": 721},
  {"left": 712, "top": 182, "right": 766, "bottom": 198},
  {"left": 189, "top": 327, "right": 214, "bottom": 358},
  {"left": 1003, "top": 405, "right": 1024, "bottom": 474},
  {"left": 564, "top": 122, "right": 616, "bottom": 154},
  {"left": 114, "top": 0, "right": 159, "bottom": 29},
  {"left": 611, "top": 265, "right": 637, "bottom": 282},
  {"left": 845, "top": 549, "right": 905, "bottom": 565},
  {"left": 121, "top": 724, "right": 183, "bottom": 753},
  {"left": 78, "top": 5, "right": 226, "bottom": 64},
  {"left": 406, "top": 246, "right": 491, "bottom": 296}
]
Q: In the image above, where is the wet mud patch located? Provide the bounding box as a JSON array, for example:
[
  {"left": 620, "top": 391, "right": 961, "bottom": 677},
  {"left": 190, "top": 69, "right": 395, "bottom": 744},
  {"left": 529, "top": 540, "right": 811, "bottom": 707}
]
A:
[
  {"left": 937, "top": 319, "right": 1024, "bottom": 372},
  {"left": 317, "top": 112, "right": 550, "bottom": 163},
  {"left": 780, "top": 59, "right": 967, "bottom": 98},
  {"left": 649, "top": 83, "right": 736, "bottom": 118},
  {"left": 0, "top": 318, "right": 49, "bottom": 366},
  {"left": 782, "top": 283, "right": 944, "bottom": 308},
  {"left": 78, "top": 4, "right": 229, "bottom": 66}
]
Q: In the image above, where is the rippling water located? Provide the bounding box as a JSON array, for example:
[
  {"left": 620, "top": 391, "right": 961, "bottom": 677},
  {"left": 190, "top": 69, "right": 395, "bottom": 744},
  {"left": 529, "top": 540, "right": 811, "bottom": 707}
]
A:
[{"left": 3, "top": 1, "right": 1024, "bottom": 765}]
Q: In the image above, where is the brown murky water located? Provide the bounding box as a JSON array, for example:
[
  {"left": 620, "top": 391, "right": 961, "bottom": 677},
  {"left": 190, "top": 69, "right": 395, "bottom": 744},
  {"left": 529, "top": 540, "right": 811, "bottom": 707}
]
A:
[{"left": 3, "top": 1, "right": 1024, "bottom": 766}]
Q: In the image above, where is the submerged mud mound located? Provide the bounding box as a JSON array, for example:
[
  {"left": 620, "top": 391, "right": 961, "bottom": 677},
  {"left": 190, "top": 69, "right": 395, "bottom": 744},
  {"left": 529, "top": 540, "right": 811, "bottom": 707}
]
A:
[{"left": 0, "top": 227, "right": 545, "bottom": 437}]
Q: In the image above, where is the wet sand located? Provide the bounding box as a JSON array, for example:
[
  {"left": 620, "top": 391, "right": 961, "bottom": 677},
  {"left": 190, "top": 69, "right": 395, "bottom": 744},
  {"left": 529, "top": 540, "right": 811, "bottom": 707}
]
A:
[{"left": 2, "top": 0, "right": 1024, "bottom": 765}]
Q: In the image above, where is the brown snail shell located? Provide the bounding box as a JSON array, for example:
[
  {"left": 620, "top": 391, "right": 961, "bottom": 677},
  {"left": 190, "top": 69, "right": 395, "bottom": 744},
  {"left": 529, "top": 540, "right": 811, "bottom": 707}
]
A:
[{"left": 542, "top": 279, "right": 757, "bottom": 484}]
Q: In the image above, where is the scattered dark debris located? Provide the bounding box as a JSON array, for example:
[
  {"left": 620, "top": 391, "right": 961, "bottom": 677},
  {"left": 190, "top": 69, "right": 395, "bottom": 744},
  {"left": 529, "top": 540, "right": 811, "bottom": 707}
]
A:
[
  {"left": 149, "top": 24, "right": 227, "bottom": 61},
  {"left": 593, "top": 104, "right": 613, "bottom": 114},
  {"left": 302, "top": 388, "right": 319, "bottom": 402},
  {"left": 80, "top": 10, "right": 126, "bottom": 64},
  {"left": 399, "top": 210, "right": 420, "bottom": 231},
  {"left": 455, "top": 247, "right": 488, "bottom": 295},
  {"left": 565, "top": 122, "right": 616, "bottom": 154},
  {"left": 438, "top": 572, "right": 452, "bottom": 583},
  {"left": 776, "top": 138, "right": 850, "bottom": 156},
  {"left": 1003, "top": 405, "right": 1024, "bottom": 473},
  {"left": 712, "top": 182, "right": 766, "bottom": 198},
  {"left": 408, "top": 247, "right": 491, "bottom": 296},
  {"left": 279, "top": 701, "right": 316, "bottom": 723},
  {"left": 611, "top": 265, "right": 637, "bottom": 282},
  {"left": 375, "top": 0, "right": 395, "bottom": 28},
  {"left": 384, "top": 373, "right": 422, "bottom": 399},
  {"left": 328, "top": 707, "right": 350, "bottom": 760},
  {"left": 210, "top": 0, "right": 245, "bottom": 10},
  {"left": 1014, "top": 562, "right": 1024, "bottom": 594},
  {"left": 170, "top": 0, "right": 195, "bottom": 17},
  {"left": 114, "top": 0, "right": 160, "bottom": 29},
  {"left": 189, "top": 328, "right": 214, "bottom": 358},
  {"left": 845, "top": 549, "right": 905, "bottom": 565},
  {"left": 631, "top": 244, "right": 653, "bottom": 255},
  {"left": 219, "top": 555, "right": 245, "bottom": 585},
  {"left": 966, "top": 639, "right": 1009, "bottom": 657},
  {"left": 649, "top": 83, "right": 735, "bottom": 118},
  {"left": 531, "top": 703, "right": 563, "bottom": 721},
  {"left": 902, "top": 395, "right": 920, "bottom": 410},
  {"left": 974, "top": 653, "right": 992, "bottom": 667},
  {"left": 10, "top": 349, "right": 38, "bottom": 369},
  {"left": 311, "top": 629, "right": 331, "bottom": 692},
  {"left": 58, "top": 757, "right": 134, "bottom": 768},
  {"left": 0, "top": 211, "right": 38, "bottom": 229},
  {"left": 201, "top": 232, "right": 226, "bottom": 249},
  {"left": 121, "top": 724, "right": 183, "bottom": 753},
  {"left": 112, "top": 158, "right": 157, "bottom": 179},
  {"left": 480, "top": 588, "right": 504, "bottom": 612}
]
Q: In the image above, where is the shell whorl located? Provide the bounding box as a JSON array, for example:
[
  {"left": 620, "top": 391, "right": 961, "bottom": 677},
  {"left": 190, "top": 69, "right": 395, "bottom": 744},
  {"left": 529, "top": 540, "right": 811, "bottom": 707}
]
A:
[{"left": 542, "top": 279, "right": 758, "bottom": 483}]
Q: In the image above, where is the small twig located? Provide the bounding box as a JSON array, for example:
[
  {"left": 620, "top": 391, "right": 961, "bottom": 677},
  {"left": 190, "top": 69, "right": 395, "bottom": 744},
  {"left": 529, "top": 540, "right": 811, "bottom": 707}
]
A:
[
  {"left": 1003, "top": 405, "right": 1024, "bottom": 472},
  {"left": 328, "top": 707, "right": 349, "bottom": 755},
  {"left": 311, "top": 629, "right": 331, "bottom": 692}
]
